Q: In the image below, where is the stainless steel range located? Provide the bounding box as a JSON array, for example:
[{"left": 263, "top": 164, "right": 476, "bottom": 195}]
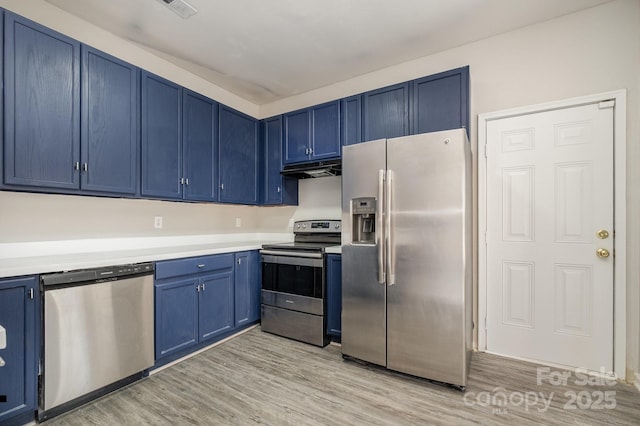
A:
[{"left": 260, "top": 220, "right": 341, "bottom": 347}]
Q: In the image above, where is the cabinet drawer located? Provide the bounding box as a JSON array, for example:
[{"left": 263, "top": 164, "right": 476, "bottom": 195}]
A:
[{"left": 155, "top": 254, "right": 234, "bottom": 280}]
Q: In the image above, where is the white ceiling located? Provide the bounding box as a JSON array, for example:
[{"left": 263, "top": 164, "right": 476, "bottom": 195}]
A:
[{"left": 46, "top": 0, "right": 611, "bottom": 104}]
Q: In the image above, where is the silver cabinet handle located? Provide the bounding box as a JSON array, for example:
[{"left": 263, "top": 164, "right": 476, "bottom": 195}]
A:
[
  {"left": 82, "top": 163, "right": 88, "bottom": 172},
  {"left": 180, "top": 178, "right": 185, "bottom": 185},
  {"left": 377, "top": 169, "right": 385, "bottom": 284},
  {"left": 277, "top": 186, "right": 281, "bottom": 193},
  {"left": 197, "top": 264, "right": 205, "bottom": 268},
  {"left": 309, "top": 147, "right": 313, "bottom": 154},
  {"left": 386, "top": 170, "right": 395, "bottom": 285},
  {"left": 74, "top": 161, "right": 80, "bottom": 171},
  {"left": 237, "top": 258, "right": 241, "bottom": 265},
  {"left": 0, "top": 356, "right": 5, "bottom": 367},
  {"left": 220, "top": 183, "right": 224, "bottom": 190},
  {"left": 185, "top": 178, "right": 189, "bottom": 186},
  {"left": 201, "top": 283, "right": 205, "bottom": 291}
]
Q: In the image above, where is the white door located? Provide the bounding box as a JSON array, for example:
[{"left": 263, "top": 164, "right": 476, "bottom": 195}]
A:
[{"left": 485, "top": 101, "right": 614, "bottom": 373}]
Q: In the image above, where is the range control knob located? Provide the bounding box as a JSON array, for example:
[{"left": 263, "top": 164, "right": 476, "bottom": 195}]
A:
[
  {"left": 296, "top": 224, "right": 301, "bottom": 229},
  {"left": 302, "top": 224, "right": 307, "bottom": 229}
]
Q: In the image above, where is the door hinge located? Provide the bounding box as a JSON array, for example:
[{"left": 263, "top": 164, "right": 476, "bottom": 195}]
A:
[{"left": 599, "top": 100, "right": 615, "bottom": 109}]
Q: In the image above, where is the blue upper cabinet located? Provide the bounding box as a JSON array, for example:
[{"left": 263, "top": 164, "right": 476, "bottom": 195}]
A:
[
  {"left": 219, "top": 105, "right": 259, "bottom": 204},
  {"left": 310, "top": 101, "right": 341, "bottom": 160},
  {"left": 81, "top": 46, "right": 139, "bottom": 195},
  {"left": 263, "top": 116, "right": 298, "bottom": 205},
  {"left": 141, "top": 71, "right": 182, "bottom": 199},
  {"left": 283, "top": 100, "right": 341, "bottom": 164},
  {"left": 4, "top": 12, "right": 80, "bottom": 189},
  {"left": 341, "top": 95, "right": 362, "bottom": 146},
  {"left": 411, "top": 66, "right": 469, "bottom": 137},
  {"left": 362, "top": 82, "right": 409, "bottom": 142},
  {"left": 283, "top": 108, "right": 310, "bottom": 164},
  {"left": 183, "top": 90, "right": 218, "bottom": 202}
]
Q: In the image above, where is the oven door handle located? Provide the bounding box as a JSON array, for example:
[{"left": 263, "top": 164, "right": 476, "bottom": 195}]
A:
[{"left": 259, "top": 250, "right": 323, "bottom": 259}]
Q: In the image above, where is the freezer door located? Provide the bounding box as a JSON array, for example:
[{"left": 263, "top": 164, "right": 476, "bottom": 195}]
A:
[
  {"left": 386, "top": 129, "right": 471, "bottom": 386},
  {"left": 341, "top": 139, "right": 387, "bottom": 367}
]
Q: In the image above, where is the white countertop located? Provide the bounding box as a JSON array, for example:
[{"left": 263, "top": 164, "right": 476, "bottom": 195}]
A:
[
  {"left": 325, "top": 245, "right": 342, "bottom": 254},
  {"left": 0, "top": 233, "right": 293, "bottom": 278}
]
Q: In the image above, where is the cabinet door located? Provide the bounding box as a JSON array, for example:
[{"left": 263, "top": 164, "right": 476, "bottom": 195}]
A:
[
  {"left": 263, "top": 116, "right": 298, "bottom": 205},
  {"left": 81, "top": 46, "right": 139, "bottom": 194},
  {"left": 310, "top": 101, "right": 341, "bottom": 160},
  {"left": 326, "top": 255, "right": 342, "bottom": 337},
  {"left": 183, "top": 90, "right": 217, "bottom": 201},
  {"left": 4, "top": 13, "right": 80, "bottom": 189},
  {"left": 0, "top": 276, "right": 38, "bottom": 424},
  {"left": 362, "top": 82, "right": 409, "bottom": 142},
  {"left": 283, "top": 108, "right": 310, "bottom": 164},
  {"left": 218, "top": 105, "right": 259, "bottom": 204},
  {"left": 411, "top": 66, "right": 469, "bottom": 136},
  {"left": 155, "top": 278, "right": 198, "bottom": 359},
  {"left": 341, "top": 95, "right": 362, "bottom": 146},
  {"left": 234, "top": 251, "right": 251, "bottom": 327},
  {"left": 141, "top": 71, "right": 182, "bottom": 199},
  {"left": 234, "top": 251, "right": 260, "bottom": 325},
  {"left": 199, "top": 270, "right": 234, "bottom": 341}
]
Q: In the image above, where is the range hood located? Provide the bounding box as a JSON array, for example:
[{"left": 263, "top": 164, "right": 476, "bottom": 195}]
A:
[{"left": 281, "top": 159, "right": 341, "bottom": 179}]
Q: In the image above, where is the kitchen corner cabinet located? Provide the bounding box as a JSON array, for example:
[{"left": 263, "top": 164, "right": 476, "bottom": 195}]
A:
[
  {"left": 411, "top": 66, "right": 469, "bottom": 137},
  {"left": 283, "top": 100, "right": 341, "bottom": 165},
  {"left": 0, "top": 276, "right": 38, "bottom": 426},
  {"left": 263, "top": 116, "right": 298, "bottom": 205},
  {"left": 362, "top": 82, "right": 409, "bottom": 142},
  {"left": 3, "top": 12, "right": 80, "bottom": 190},
  {"left": 234, "top": 251, "right": 261, "bottom": 327},
  {"left": 326, "top": 254, "right": 342, "bottom": 337},
  {"left": 218, "top": 105, "right": 259, "bottom": 204},
  {"left": 154, "top": 254, "right": 235, "bottom": 359}
]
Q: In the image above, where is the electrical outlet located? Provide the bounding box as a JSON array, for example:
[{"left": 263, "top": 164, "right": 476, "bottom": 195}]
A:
[
  {"left": 235, "top": 218, "right": 241, "bottom": 228},
  {"left": 154, "top": 216, "right": 163, "bottom": 229}
]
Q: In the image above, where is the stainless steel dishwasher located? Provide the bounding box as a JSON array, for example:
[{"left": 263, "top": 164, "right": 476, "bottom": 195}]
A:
[{"left": 39, "top": 262, "right": 154, "bottom": 421}]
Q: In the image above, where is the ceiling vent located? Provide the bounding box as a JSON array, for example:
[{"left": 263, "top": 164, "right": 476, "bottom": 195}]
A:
[{"left": 159, "top": 0, "right": 197, "bottom": 19}]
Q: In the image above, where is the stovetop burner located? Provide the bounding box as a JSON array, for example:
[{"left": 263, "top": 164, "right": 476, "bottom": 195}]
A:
[{"left": 261, "top": 220, "right": 341, "bottom": 253}]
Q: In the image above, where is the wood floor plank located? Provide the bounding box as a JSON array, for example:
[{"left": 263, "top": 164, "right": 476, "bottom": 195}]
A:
[{"left": 44, "top": 327, "right": 640, "bottom": 425}]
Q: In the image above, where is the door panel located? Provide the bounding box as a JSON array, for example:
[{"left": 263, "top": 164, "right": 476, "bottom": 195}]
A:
[
  {"left": 154, "top": 278, "right": 198, "bottom": 359},
  {"left": 341, "top": 139, "right": 387, "bottom": 366},
  {"left": 199, "top": 271, "right": 234, "bottom": 341},
  {"left": 81, "top": 46, "right": 138, "bottom": 194},
  {"left": 4, "top": 13, "right": 80, "bottom": 189},
  {"left": 362, "top": 83, "right": 409, "bottom": 142},
  {"left": 311, "top": 101, "right": 341, "bottom": 159},
  {"left": 183, "top": 90, "right": 217, "bottom": 201},
  {"left": 486, "top": 102, "right": 614, "bottom": 372},
  {"left": 385, "top": 131, "right": 471, "bottom": 386}
]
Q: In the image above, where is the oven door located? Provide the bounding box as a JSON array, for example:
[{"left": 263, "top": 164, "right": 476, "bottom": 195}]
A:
[{"left": 261, "top": 253, "right": 324, "bottom": 299}]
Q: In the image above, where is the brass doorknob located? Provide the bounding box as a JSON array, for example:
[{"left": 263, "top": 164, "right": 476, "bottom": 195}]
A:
[
  {"left": 596, "top": 248, "right": 610, "bottom": 258},
  {"left": 596, "top": 229, "right": 610, "bottom": 239}
]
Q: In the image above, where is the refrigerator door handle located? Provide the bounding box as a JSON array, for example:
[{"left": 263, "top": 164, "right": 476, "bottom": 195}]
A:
[
  {"left": 377, "top": 169, "right": 386, "bottom": 284},
  {"left": 386, "top": 169, "right": 395, "bottom": 285}
]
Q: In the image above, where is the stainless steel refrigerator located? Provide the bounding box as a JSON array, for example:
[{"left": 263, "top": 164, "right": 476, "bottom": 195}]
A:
[{"left": 341, "top": 128, "right": 472, "bottom": 388}]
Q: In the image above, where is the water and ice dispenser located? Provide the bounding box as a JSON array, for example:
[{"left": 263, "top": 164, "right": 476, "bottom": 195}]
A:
[{"left": 351, "top": 197, "right": 376, "bottom": 245}]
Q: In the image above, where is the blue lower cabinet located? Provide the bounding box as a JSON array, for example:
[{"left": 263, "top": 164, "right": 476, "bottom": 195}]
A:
[
  {"left": 326, "top": 254, "right": 342, "bottom": 337},
  {"left": 154, "top": 251, "right": 260, "bottom": 362},
  {"left": 0, "top": 276, "right": 38, "bottom": 426},
  {"left": 199, "top": 271, "right": 234, "bottom": 341},
  {"left": 234, "top": 251, "right": 261, "bottom": 327},
  {"left": 154, "top": 277, "right": 199, "bottom": 358}
]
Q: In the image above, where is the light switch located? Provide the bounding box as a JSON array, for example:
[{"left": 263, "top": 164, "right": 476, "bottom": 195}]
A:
[{"left": 0, "top": 325, "right": 6, "bottom": 349}]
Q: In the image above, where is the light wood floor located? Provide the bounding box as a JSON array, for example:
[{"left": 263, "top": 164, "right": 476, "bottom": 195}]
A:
[{"left": 45, "top": 327, "right": 640, "bottom": 425}]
